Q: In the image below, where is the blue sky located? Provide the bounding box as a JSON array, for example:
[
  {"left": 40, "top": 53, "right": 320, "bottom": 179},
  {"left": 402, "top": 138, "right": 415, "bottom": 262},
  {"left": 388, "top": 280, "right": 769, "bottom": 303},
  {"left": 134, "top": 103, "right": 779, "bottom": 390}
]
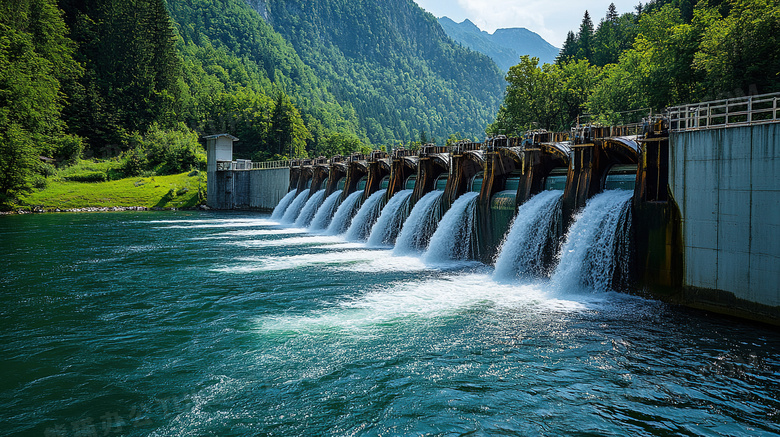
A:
[{"left": 413, "top": 0, "right": 641, "bottom": 47}]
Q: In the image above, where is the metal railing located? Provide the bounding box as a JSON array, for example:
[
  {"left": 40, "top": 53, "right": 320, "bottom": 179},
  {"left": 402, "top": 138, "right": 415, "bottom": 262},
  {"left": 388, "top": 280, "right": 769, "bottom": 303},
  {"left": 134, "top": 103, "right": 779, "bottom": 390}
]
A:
[
  {"left": 216, "top": 160, "right": 291, "bottom": 170},
  {"left": 251, "top": 160, "right": 291, "bottom": 170},
  {"left": 667, "top": 92, "right": 780, "bottom": 132}
]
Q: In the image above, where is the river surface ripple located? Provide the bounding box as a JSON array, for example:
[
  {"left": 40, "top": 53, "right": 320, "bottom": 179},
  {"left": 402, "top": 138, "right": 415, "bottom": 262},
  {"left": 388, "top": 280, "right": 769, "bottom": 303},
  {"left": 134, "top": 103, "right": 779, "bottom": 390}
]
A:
[{"left": 1, "top": 212, "right": 779, "bottom": 436}]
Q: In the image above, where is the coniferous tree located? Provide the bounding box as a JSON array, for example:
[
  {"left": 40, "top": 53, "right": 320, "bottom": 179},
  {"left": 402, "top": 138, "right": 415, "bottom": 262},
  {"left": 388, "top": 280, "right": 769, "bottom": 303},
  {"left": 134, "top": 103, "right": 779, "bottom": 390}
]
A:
[
  {"left": 557, "top": 31, "right": 579, "bottom": 63},
  {"left": 593, "top": 4, "right": 622, "bottom": 66},
  {"left": 575, "top": 11, "right": 595, "bottom": 63}
]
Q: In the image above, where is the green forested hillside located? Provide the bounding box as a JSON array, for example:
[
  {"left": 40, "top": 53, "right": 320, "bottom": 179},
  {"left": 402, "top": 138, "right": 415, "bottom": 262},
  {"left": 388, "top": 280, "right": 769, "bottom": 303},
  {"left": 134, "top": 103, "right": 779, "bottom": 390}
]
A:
[
  {"left": 168, "top": 0, "right": 368, "bottom": 160},
  {"left": 256, "top": 0, "right": 506, "bottom": 145},
  {"left": 2, "top": 0, "right": 507, "bottom": 206}
]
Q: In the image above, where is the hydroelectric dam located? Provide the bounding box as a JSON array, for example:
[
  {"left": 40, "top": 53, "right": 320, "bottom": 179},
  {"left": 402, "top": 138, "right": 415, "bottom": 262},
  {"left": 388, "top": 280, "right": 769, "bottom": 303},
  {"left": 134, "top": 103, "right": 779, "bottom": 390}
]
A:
[{"left": 206, "top": 94, "right": 780, "bottom": 325}]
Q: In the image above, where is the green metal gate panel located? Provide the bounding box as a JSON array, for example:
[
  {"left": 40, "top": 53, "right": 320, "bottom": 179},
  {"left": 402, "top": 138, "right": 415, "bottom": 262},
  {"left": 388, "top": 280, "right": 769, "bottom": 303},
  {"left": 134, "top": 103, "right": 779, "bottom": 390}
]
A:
[
  {"left": 305, "top": 178, "right": 312, "bottom": 189},
  {"left": 490, "top": 190, "right": 517, "bottom": 245},
  {"left": 544, "top": 167, "right": 568, "bottom": 191},
  {"left": 356, "top": 176, "right": 367, "bottom": 191},
  {"left": 321, "top": 178, "right": 328, "bottom": 190},
  {"left": 435, "top": 175, "right": 448, "bottom": 191},
  {"left": 405, "top": 175, "right": 417, "bottom": 190},
  {"left": 605, "top": 165, "right": 637, "bottom": 191},
  {"left": 379, "top": 176, "right": 390, "bottom": 190},
  {"left": 470, "top": 172, "right": 484, "bottom": 192},
  {"left": 336, "top": 177, "right": 346, "bottom": 190},
  {"left": 504, "top": 172, "right": 522, "bottom": 192}
]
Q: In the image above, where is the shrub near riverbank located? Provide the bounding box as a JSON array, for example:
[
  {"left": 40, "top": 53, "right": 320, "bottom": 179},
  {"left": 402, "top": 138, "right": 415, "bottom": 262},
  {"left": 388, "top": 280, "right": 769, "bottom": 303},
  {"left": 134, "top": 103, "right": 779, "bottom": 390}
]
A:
[{"left": 17, "top": 171, "right": 204, "bottom": 211}]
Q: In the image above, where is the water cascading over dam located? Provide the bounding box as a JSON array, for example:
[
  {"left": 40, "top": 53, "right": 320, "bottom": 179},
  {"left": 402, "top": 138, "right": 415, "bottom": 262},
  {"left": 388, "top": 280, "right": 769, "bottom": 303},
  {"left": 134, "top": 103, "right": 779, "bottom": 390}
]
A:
[
  {"left": 281, "top": 189, "right": 311, "bottom": 223},
  {"left": 367, "top": 189, "right": 413, "bottom": 246},
  {"left": 308, "top": 190, "right": 343, "bottom": 231},
  {"left": 271, "top": 135, "right": 641, "bottom": 295},
  {"left": 326, "top": 190, "right": 363, "bottom": 235},
  {"left": 393, "top": 190, "right": 444, "bottom": 254},
  {"left": 492, "top": 190, "right": 563, "bottom": 281},
  {"left": 294, "top": 189, "right": 326, "bottom": 228},
  {"left": 224, "top": 94, "right": 780, "bottom": 324}
]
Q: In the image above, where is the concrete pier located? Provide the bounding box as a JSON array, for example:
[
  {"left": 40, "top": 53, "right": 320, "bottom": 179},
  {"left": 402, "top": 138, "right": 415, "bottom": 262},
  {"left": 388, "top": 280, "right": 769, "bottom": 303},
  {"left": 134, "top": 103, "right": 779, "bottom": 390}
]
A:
[{"left": 669, "top": 124, "right": 780, "bottom": 322}]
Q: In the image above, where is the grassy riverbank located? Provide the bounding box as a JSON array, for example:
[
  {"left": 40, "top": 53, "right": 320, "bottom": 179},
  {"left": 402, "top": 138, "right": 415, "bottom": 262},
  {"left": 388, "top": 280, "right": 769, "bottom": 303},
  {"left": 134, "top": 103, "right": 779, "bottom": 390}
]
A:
[{"left": 17, "top": 171, "right": 204, "bottom": 211}]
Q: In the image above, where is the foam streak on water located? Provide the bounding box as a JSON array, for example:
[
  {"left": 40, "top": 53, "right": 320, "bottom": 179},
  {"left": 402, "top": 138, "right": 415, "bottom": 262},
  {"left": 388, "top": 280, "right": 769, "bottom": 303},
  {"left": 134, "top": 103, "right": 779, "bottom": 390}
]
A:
[
  {"left": 230, "top": 235, "right": 345, "bottom": 248},
  {"left": 367, "top": 189, "right": 413, "bottom": 247},
  {"left": 308, "top": 190, "right": 342, "bottom": 231},
  {"left": 393, "top": 190, "right": 444, "bottom": 255},
  {"left": 493, "top": 190, "right": 563, "bottom": 281},
  {"left": 281, "top": 189, "right": 311, "bottom": 223},
  {"left": 551, "top": 189, "right": 633, "bottom": 293},
  {"left": 271, "top": 190, "right": 297, "bottom": 220},
  {"left": 190, "top": 228, "right": 306, "bottom": 240},
  {"left": 294, "top": 189, "right": 326, "bottom": 228},
  {"left": 344, "top": 190, "right": 386, "bottom": 241},
  {"left": 326, "top": 191, "right": 363, "bottom": 235},
  {"left": 214, "top": 250, "right": 386, "bottom": 273},
  {"left": 257, "top": 273, "right": 585, "bottom": 335},
  {"left": 424, "top": 192, "right": 479, "bottom": 263},
  {"left": 154, "top": 219, "right": 276, "bottom": 229}
]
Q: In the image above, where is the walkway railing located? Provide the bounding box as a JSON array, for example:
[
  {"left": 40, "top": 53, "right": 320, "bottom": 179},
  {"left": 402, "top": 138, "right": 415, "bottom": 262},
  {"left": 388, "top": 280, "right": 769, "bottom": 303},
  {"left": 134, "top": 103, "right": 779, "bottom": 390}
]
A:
[
  {"left": 667, "top": 92, "right": 780, "bottom": 132},
  {"left": 251, "top": 160, "right": 291, "bottom": 170},
  {"left": 216, "top": 160, "right": 291, "bottom": 171}
]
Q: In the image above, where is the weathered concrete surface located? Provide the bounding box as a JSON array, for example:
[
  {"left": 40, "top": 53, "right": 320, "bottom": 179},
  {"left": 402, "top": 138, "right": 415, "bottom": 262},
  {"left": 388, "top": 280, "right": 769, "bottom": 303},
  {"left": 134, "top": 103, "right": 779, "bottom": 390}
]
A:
[
  {"left": 669, "top": 124, "right": 779, "bottom": 321},
  {"left": 207, "top": 168, "right": 290, "bottom": 211}
]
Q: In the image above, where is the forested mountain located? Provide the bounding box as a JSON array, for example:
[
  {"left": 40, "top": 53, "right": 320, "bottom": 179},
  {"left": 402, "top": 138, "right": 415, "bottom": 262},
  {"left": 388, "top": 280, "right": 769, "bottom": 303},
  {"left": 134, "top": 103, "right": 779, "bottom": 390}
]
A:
[
  {"left": 252, "top": 0, "right": 505, "bottom": 145},
  {"left": 439, "top": 17, "right": 560, "bottom": 70},
  {"left": 167, "top": 0, "right": 366, "bottom": 159},
  {"left": 0, "top": 0, "right": 508, "bottom": 204}
]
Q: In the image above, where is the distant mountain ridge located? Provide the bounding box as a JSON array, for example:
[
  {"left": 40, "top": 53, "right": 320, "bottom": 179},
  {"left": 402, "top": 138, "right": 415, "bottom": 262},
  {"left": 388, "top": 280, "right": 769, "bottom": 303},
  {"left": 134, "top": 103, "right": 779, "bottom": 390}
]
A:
[{"left": 438, "top": 17, "right": 560, "bottom": 71}]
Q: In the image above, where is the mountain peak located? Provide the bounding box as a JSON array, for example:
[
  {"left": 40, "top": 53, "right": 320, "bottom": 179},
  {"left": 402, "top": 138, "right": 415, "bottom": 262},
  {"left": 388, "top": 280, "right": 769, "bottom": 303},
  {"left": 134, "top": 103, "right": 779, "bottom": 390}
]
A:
[{"left": 438, "top": 17, "right": 560, "bottom": 71}]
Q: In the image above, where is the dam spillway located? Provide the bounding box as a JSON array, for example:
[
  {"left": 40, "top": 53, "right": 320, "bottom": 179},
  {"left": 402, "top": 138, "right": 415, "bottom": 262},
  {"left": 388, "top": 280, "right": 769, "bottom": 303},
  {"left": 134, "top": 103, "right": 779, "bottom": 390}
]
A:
[{"left": 208, "top": 92, "right": 780, "bottom": 325}]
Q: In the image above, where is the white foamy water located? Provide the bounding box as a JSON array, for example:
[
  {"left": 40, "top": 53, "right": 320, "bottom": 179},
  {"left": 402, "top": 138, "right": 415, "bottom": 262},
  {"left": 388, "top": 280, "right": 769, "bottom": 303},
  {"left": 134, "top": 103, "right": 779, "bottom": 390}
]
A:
[
  {"left": 294, "top": 189, "right": 326, "bottom": 228},
  {"left": 214, "top": 250, "right": 386, "bottom": 273},
  {"left": 493, "top": 190, "right": 563, "bottom": 281},
  {"left": 309, "top": 190, "right": 343, "bottom": 231},
  {"left": 230, "top": 235, "right": 345, "bottom": 248},
  {"left": 190, "top": 228, "right": 307, "bottom": 240},
  {"left": 423, "top": 192, "right": 479, "bottom": 263},
  {"left": 393, "top": 190, "right": 444, "bottom": 255},
  {"left": 366, "top": 189, "right": 413, "bottom": 247},
  {"left": 281, "top": 189, "right": 311, "bottom": 223},
  {"left": 551, "top": 190, "right": 633, "bottom": 293},
  {"left": 271, "top": 190, "right": 297, "bottom": 220},
  {"left": 154, "top": 219, "right": 276, "bottom": 229},
  {"left": 326, "top": 191, "right": 363, "bottom": 235},
  {"left": 344, "top": 190, "right": 386, "bottom": 241},
  {"left": 256, "top": 273, "right": 589, "bottom": 335},
  {"left": 334, "top": 254, "right": 428, "bottom": 273}
]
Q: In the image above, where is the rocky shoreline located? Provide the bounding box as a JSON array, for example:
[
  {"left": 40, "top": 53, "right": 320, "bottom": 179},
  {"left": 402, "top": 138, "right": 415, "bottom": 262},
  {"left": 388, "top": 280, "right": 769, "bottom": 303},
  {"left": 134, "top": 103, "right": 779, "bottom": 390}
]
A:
[{"left": 1, "top": 205, "right": 210, "bottom": 215}]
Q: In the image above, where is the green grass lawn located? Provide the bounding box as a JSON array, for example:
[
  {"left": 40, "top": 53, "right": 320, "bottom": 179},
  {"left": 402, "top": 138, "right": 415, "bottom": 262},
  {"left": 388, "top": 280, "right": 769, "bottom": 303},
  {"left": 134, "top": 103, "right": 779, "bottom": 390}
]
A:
[{"left": 20, "top": 172, "right": 205, "bottom": 210}]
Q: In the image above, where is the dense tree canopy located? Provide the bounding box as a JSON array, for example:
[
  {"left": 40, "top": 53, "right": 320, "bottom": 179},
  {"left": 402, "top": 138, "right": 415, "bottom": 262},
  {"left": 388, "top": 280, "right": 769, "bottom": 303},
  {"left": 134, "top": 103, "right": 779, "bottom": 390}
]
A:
[
  {"left": 0, "top": 0, "right": 80, "bottom": 200},
  {"left": 493, "top": 0, "right": 780, "bottom": 132}
]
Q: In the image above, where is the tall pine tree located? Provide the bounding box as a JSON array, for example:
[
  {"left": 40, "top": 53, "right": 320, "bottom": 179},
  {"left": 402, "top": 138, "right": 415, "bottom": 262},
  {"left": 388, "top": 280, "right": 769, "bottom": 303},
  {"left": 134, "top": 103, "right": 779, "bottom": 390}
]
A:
[{"left": 575, "top": 11, "right": 595, "bottom": 63}]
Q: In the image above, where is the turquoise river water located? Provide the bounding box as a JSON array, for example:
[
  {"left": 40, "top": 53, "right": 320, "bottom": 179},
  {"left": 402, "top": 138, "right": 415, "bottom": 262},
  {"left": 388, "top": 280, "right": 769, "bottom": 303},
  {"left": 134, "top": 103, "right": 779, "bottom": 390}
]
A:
[{"left": 1, "top": 211, "right": 779, "bottom": 436}]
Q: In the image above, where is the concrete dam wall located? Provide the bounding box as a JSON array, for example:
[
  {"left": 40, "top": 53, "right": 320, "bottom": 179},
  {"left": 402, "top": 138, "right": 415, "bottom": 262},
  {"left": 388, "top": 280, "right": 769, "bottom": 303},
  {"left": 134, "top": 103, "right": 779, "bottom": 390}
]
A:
[
  {"left": 207, "top": 167, "right": 290, "bottom": 211},
  {"left": 670, "top": 124, "right": 780, "bottom": 321}
]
